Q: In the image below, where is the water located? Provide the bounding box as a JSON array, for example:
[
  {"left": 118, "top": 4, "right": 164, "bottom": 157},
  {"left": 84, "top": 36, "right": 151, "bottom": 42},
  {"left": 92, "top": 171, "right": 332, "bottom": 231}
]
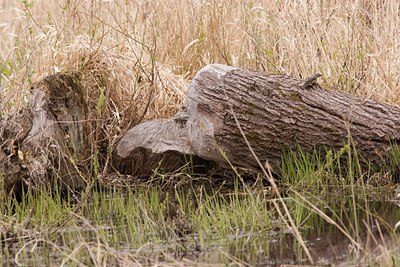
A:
[
  {"left": 1, "top": 187, "right": 399, "bottom": 266},
  {"left": 183, "top": 189, "right": 400, "bottom": 266},
  {"left": 128, "top": 189, "right": 400, "bottom": 266}
]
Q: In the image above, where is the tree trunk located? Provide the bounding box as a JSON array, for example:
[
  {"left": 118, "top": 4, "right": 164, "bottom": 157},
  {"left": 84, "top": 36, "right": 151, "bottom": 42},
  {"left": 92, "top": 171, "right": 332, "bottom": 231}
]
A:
[{"left": 113, "top": 64, "right": 400, "bottom": 176}]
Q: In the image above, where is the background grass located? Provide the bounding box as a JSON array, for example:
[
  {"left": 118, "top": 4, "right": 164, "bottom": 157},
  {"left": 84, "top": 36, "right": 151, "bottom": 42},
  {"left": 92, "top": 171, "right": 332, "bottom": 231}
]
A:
[{"left": 1, "top": 0, "right": 400, "bottom": 116}]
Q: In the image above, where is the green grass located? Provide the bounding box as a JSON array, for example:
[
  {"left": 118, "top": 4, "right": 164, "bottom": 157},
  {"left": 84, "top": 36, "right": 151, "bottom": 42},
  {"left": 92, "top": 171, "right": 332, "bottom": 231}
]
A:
[
  {"left": 1, "top": 147, "right": 399, "bottom": 266},
  {"left": 280, "top": 143, "right": 400, "bottom": 188},
  {"left": 0, "top": 179, "right": 274, "bottom": 265}
]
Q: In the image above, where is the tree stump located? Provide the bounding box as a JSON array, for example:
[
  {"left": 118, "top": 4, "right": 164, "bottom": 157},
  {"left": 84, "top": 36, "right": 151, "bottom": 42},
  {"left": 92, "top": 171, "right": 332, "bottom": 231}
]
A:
[
  {"left": 0, "top": 73, "right": 89, "bottom": 194},
  {"left": 113, "top": 64, "right": 400, "bottom": 176}
]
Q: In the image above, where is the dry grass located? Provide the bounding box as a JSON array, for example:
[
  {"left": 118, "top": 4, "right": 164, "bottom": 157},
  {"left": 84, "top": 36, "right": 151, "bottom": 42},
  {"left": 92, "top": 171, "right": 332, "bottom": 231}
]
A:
[{"left": 1, "top": 0, "right": 400, "bottom": 120}]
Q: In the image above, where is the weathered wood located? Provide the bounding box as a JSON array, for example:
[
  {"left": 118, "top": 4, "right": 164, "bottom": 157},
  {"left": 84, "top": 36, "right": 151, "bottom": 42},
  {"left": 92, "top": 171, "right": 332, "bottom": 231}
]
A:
[
  {"left": 113, "top": 64, "right": 400, "bottom": 176},
  {"left": 0, "top": 73, "right": 89, "bottom": 193}
]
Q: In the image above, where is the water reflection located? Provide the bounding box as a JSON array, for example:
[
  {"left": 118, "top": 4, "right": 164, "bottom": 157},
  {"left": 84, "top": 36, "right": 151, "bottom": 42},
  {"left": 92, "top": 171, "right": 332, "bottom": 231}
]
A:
[{"left": 219, "top": 192, "right": 400, "bottom": 266}]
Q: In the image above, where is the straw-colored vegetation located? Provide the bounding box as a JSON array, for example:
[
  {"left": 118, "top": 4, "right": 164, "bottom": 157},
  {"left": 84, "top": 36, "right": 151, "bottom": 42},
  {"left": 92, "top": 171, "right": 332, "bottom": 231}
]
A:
[
  {"left": 2, "top": 1, "right": 400, "bottom": 114},
  {"left": 1, "top": 0, "right": 400, "bottom": 266}
]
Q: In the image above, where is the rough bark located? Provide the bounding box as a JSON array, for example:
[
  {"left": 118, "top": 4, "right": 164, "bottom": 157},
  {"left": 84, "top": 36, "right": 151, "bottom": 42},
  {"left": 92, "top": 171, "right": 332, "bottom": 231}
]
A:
[
  {"left": 0, "top": 73, "right": 89, "bottom": 194},
  {"left": 113, "top": 64, "right": 400, "bottom": 176}
]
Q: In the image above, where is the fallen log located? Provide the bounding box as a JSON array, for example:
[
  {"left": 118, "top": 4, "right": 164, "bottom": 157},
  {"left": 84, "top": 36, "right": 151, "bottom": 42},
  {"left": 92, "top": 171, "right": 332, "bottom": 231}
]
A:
[{"left": 113, "top": 64, "right": 400, "bottom": 176}]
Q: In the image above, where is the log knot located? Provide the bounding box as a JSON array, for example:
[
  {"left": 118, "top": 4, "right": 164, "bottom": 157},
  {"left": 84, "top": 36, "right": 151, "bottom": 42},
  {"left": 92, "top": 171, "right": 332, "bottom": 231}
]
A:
[{"left": 300, "top": 73, "right": 322, "bottom": 88}]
